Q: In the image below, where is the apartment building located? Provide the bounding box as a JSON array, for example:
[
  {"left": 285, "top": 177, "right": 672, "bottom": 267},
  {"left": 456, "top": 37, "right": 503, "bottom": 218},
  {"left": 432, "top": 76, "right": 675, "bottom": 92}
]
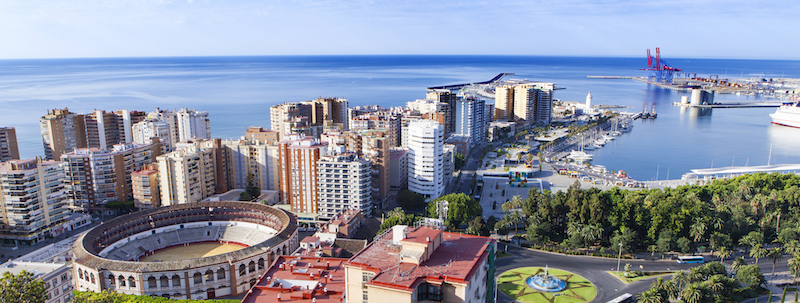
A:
[
  {"left": 39, "top": 108, "right": 86, "bottom": 160},
  {"left": 61, "top": 142, "right": 162, "bottom": 210},
  {"left": 345, "top": 224, "right": 496, "bottom": 303},
  {"left": 0, "top": 127, "right": 19, "bottom": 162},
  {"left": 243, "top": 126, "right": 279, "bottom": 144},
  {"left": 454, "top": 93, "right": 487, "bottom": 148},
  {"left": 157, "top": 140, "right": 219, "bottom": 206},
  {"left": 0, "top": 159, "right": 68, "bottom": 244},
  {"left": 132, "top": 119, "right": 173, "bottom": 152},
  {"left": 131, "top": 164, "right": 160, "bottom": 209},
  {"left": 407, "top": 120, "right": 445, "bottom": 199},
  {"left": 277, "top": 134, "right": 327, "bottom": 216},
  {"left": 317, "top": 153, "right": 372, "bottom": 220},
  {"left": 222, "top": 138, "right": 280, "bottom": 192},
  {"left": 494, "top": 82, "right": 555, "bottom": 124},
  {"left": 0, "top": 261, "right": 73, "bottom": 303}
]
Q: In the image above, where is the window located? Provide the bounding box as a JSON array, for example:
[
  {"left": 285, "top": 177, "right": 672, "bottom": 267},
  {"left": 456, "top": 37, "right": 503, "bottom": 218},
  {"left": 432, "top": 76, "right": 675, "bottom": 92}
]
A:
[
  {"left": 90, "top": 273, "right": 95, "bottom": 284},
  {"left": 193, "top": 272, "right": 202, "bottom": 284},
  {"left": 258, "top": 258, "right": 265, "bottom": 270},
  {"left": 128, "top": 276, "right": 136, "bottom": 288},
  {"left": 416, "top": 282, "right": 442, "bottom": 301},
  {"left": 205, "top": 270, "right": 214, "bottom": 282},
  {"left": 118, "top": 276, "right": 126, "bottom": 287},
  {"left": 248, "top": 261, "right": 256, "bottom": 273},
  {"left": 148, "top": 277, "right": 157, "bottom": 289},
  {"left": 362, "top": 290, "right": 369, "bottom": 303},
  {"left": 108, "top": 274, "right": 115, "bottom": 286},
  {"left": 172, "top": 275, "right": 181, "bottom": 287},
  {"left": 160, "top": 276, "right": 169, "bottom": 288},
  {"left": 216, "top": 268, "right": 225, "bottom": 280},
  {"left": 239, "top": 264, "right": 246, "bottom": 276}
]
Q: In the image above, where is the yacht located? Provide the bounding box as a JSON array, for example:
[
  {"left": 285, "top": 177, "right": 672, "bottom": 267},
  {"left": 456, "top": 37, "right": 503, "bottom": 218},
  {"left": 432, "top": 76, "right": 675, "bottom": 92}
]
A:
[
  {"left": 567, "top": 150, "right": 593, "bottom": 162},
  {"left": 770, "top": 102, "right": 800, "bottom": 128}
]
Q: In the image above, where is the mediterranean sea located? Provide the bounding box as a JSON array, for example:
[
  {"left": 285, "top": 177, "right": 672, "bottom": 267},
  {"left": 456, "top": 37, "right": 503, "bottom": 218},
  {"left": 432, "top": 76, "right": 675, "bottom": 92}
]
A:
[{"left": 1, "top": 55, "right": 799, "bottom": 180}]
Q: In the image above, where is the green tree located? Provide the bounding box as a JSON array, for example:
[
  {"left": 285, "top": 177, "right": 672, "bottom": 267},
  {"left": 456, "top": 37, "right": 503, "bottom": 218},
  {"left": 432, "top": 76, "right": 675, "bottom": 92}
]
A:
[
  {"left": 677, "top": 237, "right": 693, "bottom": 255},
  {"left": 716, "top": 246, "right": 731, "bottom": 263},
  {"left": 611, "top": 228, "right": 638, "bottom": 255},
  {"left": 454, "top": 153, "right": 466, "bottom": 170},
  {"left": 690, "top": 220, "right": 707, "bottom": 244},
  {"left": 731, "top": 257, "right": 747, "bottom": 274},
  {"left": 788, "top": 255, "right": 800, "bottom": 284},
  {"left": 465, "top": 217, "right": 489, "bottom": 236},
  {"left": 784, "top": 240, "right": 800, "bottom": 257},
  {"left": 751, "top": 244, "right": 768, "bottom": 265},
  {"left": 73, "top": 290, "right": 125, "bottom": 303},
  {"left": 768, "top": 248, "right": 784, "bottom": 275},
  {"left": 681, "top": 283, "right": 706, "bottom": 303},
  {"left": 0, "top": 271, "right": 48, "bottom": 303},
  {"left": 656, "top": 229, "right": 674, "bottom": 258},
  {"left": 637, "top": 288, "right": 664, "bottom": 303},
  {"left": 648, "top": 245, "right": 658, "bottom": 261},
  {"left": 736, "top": 264, "right": 766, "bottom": 289},
  {"left": 397, "top": 190, "right": 426, "bottom": 210},
  {"left": 427, "top": 193, "right": 483, "bottom": 230}
]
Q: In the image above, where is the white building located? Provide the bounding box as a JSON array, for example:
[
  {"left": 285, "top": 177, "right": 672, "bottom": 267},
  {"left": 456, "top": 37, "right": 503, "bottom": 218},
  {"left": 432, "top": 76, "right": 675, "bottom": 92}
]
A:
[
  {"left": 147, "top": 108, "right": 210, "bottom": 145},
  {"left": 316, "top": 153, "right": 372, "bottom": 220},
  {"left": 454, "top": 93, "right": 486, "bottom": 148},
  {"left": 407, "top": 120, "right": 444, "bottom": 199},
  {"left": 0, "top": 159, "right": 69, "bottom": 244},
  {"left": 222, "top": 138, "right": 280, "bottom": 191},
  {"left": 132, "top": 119, "right": 173, "bottom": 152},
  {"left": 157, "top": 141, "right": 217, "bottom": 206}
]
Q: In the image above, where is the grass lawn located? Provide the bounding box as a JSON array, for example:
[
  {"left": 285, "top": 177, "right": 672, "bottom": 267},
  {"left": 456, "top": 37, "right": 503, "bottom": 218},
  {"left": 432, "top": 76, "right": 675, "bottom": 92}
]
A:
[
  {"left": 498, "top": 267, "right": 596, "bottom": 303},
  {"left": 608, "top": 271, "right": 675, "bottom": 283},
  {"left": 497, "top": 251, "right": 514, "bottom": 258}
]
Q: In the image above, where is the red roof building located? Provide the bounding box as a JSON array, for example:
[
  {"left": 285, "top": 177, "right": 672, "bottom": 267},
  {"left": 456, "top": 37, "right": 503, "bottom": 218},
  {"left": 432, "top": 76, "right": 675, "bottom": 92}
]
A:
[{"left": 241, "top": 256, "right": 347, "bottom": 303}]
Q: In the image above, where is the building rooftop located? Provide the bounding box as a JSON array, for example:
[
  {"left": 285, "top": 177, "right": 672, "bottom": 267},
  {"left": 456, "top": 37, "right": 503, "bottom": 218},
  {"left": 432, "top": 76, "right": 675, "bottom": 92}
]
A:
[
  {"left": 240, "top": 256, "right": 347, "bottom": 303},
  {"left": 0, "top": 261, "right": 68, "bottom": 278},
  {"left": 390, "top": 148, "right": 408, "bottom": 160},
  {"left": 346, "top": 226, "right": 494, "bottom": 291}
]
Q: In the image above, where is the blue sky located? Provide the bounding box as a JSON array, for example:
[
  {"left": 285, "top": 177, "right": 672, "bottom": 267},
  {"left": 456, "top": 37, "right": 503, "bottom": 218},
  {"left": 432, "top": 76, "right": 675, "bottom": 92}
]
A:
[{"left": 1, "top": 0, "right": 797, "bottom": 59}]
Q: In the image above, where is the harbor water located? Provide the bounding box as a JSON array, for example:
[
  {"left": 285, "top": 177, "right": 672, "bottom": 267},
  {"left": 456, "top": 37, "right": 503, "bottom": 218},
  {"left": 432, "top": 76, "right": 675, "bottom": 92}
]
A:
[{"left": 1, "top": 55, "right": 799, "bottom": 180}]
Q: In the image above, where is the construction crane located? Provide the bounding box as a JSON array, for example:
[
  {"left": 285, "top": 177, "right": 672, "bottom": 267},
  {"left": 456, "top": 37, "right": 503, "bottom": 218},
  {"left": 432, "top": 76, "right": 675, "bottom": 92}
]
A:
[{"left": 640, "top": 48, "right": 681, "bottom": 84}]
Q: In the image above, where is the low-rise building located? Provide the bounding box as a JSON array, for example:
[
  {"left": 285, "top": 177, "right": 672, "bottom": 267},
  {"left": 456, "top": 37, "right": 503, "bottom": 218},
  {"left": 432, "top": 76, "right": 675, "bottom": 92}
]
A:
[
  {"left": 240, "top": 256, "right": 348, "bottom": 303},
  {"left": 345, "top": 224, "right": 496, "bottom": 303},
  {"left": 0, "top": 261, "right": 73, "bottom": 303}
]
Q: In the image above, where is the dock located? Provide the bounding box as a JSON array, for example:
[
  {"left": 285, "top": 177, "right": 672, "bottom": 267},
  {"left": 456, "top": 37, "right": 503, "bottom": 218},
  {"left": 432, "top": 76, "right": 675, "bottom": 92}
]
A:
[{"left": 673, "top": 101, "right": 782, "bottom": 108}]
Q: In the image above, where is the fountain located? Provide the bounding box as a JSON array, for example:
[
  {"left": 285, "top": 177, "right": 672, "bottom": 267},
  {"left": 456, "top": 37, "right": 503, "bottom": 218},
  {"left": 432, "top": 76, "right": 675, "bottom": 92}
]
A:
[{"left": 525, "top": 265, "right": 567, "bottom": 292}]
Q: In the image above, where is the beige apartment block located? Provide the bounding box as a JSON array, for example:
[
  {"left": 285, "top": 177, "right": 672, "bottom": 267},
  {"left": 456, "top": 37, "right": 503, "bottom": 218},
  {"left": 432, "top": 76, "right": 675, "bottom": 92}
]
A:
[
  {"left": 0, "top": 127, "right": 20, "bottom": 161},
  {"left": 0, "top": 159, "right": 68, "bottom": 244}
]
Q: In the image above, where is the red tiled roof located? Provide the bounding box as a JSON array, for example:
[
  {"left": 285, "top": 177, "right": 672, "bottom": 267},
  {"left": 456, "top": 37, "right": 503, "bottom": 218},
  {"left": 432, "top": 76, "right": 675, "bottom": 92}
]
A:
[
  {"left": 241, "top": 256, "right": 348, "bottom": 303},
  {"left": 346, "top": 227, "right": 494, "bottom": 291}
]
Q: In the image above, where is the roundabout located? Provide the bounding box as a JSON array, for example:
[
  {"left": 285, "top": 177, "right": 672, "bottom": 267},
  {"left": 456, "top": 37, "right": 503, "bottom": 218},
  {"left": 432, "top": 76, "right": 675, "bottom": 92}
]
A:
[{"left": 498, "top": 267, "right": 596, "bottom": 303}]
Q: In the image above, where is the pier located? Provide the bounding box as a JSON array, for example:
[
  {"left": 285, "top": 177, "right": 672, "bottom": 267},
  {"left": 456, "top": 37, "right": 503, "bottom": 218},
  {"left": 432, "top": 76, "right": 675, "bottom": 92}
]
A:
[{"left": 673, "top": 101, "right": 782, "bottom": 108}]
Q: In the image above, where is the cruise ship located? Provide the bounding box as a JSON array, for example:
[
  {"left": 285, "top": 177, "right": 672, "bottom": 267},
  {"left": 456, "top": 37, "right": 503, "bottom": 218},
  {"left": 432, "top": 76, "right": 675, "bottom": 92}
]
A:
[{"left": 770, "top": 102, "right": 800, "bottom": 128}]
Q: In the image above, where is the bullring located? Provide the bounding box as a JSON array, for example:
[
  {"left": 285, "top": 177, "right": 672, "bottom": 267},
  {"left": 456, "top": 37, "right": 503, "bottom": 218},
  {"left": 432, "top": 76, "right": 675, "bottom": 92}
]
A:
[{"left": 72, "top": 201, "right": 298, "bottom": 300}]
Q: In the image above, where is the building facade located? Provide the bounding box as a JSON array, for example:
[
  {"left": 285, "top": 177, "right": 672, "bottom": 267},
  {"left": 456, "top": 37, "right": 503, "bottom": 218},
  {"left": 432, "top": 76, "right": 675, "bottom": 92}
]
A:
[
  {"left": 0, "top": 127, "right": 19, "bottom": 162},
  {"left": 40, "top": 108, "right": 86, "bottom": 160},
  {"left": 0, "top": 159, "right": 68, "bottom": 244},
  {"left": 277, "top": 134, "right": 327, "bottom": 215},
  {"left": 222, "top": 138, "right": 280, "bottom": 192},
  {"left": 131, "top": 164, "right": 160, "bottom": 209},
  {"left": 61, "top": 142, "right": 162, "bottom": 210},
  {"left": 317, "top": 153, "right": 372, "bottom": 220},
  {"left": 132, "top": 119, "right": 173, "bottom": 152},
  {"left": 157, "top": 140, "right": 218, "bottom": 206},
  {"left": 454, "top": 93, "right": 487, "bottom": 148},
  {"left": 407, "top": 120, "right": 445, "bottom": 199}
]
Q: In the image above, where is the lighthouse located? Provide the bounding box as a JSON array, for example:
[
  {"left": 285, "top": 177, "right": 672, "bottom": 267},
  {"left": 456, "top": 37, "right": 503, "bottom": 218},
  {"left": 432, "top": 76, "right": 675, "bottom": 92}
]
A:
[{"left": 585, "top": 91, "right": 593, "bottom": 111}]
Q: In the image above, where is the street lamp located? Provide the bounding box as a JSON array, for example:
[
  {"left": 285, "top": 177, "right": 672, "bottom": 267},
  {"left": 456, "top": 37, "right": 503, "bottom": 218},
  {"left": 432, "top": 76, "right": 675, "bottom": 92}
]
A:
[{"left": 616, "top": 242, "right": 623, "bottom": 276}]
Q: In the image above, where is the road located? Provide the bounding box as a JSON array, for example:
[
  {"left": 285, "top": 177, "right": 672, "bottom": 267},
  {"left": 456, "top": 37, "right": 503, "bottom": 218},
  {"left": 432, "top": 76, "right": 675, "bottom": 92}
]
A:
[{"left": 495, "top": 244, "right": 792, "bottom": 303}]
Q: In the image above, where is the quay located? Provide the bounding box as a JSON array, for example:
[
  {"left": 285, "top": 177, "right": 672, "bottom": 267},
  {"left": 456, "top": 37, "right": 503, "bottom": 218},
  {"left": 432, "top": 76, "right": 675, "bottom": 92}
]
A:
[{"left": 673, "top": 101, "right": 782, "bottom": 108}]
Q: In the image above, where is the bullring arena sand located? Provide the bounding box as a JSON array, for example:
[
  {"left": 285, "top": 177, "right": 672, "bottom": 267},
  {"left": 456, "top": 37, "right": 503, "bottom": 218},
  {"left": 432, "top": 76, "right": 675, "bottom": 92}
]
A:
[{"left": 140, "top": 243, "right": 247, "bottom": 262}]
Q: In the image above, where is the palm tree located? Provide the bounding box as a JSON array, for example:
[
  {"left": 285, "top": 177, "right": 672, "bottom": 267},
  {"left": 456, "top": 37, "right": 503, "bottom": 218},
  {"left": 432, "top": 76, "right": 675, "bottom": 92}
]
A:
[
  {"left": 768, "top": 248, "right": 784, "bottom": 275},
  {"left": 784, "top": 240, "right": 800, "bottom": 257},
  {"left": 731, "top": 257, "right": 746, "bottom": 274},
  {"left": 506, "top": 211, "right": 523, "bottom": 236},
  {"left": 751, "top": 244, "right": 768, "bottom": 265},
  {"left": 788, "top": 254, "right": 800, "bottom": 284},
  {"left": 689, "top": 267, "right": 706, "bottom": 283},
  {"left": 673, "top": 270, "right": 690, "bottom": 289},
  {"left": 716, "top": 246, "right": 731, "bottom": 263},
  {"left": 681, "top": 284, "right": 704, "bottom": 303},
  {"left": 649, "top": 245, "right": 658, "bottom": 261},
  {"left": 664, "top": 280, "right": 679, "bottom": 301},
  {"left": 705, "top": 275, "right": 725, "bottom": 296},
  {"left": 690, "top": 220, "right": 707, "bottom": 244},
  {"left": 637, "top": 288, "right": 664, "bottom": 303}
]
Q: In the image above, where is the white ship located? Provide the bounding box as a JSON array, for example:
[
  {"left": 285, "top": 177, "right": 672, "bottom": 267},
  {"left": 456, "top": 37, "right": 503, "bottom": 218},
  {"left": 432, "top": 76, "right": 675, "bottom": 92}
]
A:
[
  {"left": 566, "top": 150, "right": 593, "bottom": 162},
  {"left": 770, "top": 102, "right": 800, "bottom": 128}
]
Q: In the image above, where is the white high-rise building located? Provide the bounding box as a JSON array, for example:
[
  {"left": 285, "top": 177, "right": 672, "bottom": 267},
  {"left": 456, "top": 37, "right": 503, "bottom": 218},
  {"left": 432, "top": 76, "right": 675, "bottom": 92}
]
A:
[
  {"left": 407, "top": 120, "right": 444, "bottom": 199},
  {"left": 454, "top": 93, "right": 486, "bottom": 148},
  {"left": 132, "top": 119, "right": 173, "bottom": 152},
  {"left": 176, "top": 108, "right": 211, "bottom": 142},
  {"left": 316, "top": 153, "right": 372, "bottom": 220}
]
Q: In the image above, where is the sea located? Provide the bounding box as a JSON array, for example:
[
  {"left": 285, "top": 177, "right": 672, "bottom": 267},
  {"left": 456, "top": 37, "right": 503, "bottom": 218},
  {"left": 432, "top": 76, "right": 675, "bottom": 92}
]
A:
[{"left": 1, "top": 55, "right": 800, "bottom": 180}]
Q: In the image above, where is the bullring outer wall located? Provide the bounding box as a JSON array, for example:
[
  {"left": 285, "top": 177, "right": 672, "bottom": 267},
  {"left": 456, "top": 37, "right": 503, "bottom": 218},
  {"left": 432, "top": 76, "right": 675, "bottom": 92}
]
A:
[{"left": 72, "top": 201, "right": 298, "bottom": 300}]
